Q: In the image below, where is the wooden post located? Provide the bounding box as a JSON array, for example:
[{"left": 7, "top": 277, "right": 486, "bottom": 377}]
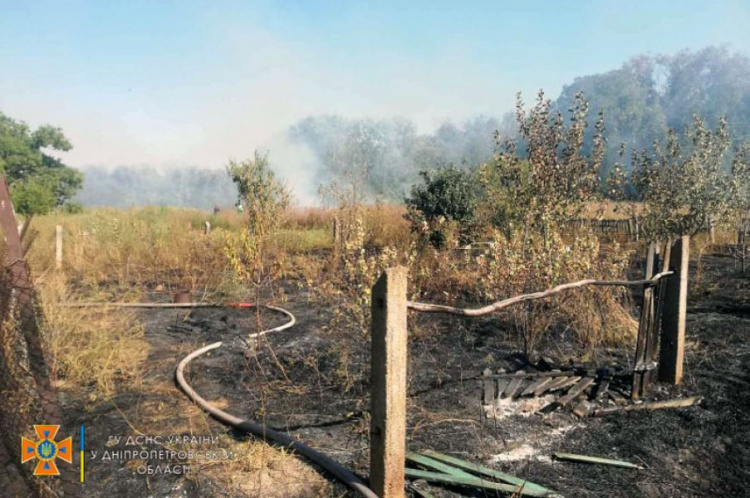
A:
[
  {"left": 482, "top": 368, "right": 494, "bottom": 407},
  {"left": 632, "top": 242, "right": 656, "bottom": 399},
  {"left": 55, "top": 225, "right": 63, "bottom": 270},
  {"left": 204, "top": 221, "right": 211, "bottom": 236},
  {"left": 332, "top": 216, "right": 341, "bottom": 270},
  {"left": 370, "top": 267, "right": 408, "bottom": 498},
  {"left": 635, "top": 218, "right": 640, "bottom": 243},
  {"left": 332, "top": 216, "right": 340, "bottom": 244},
  {"left": 659, "top": 236, "right": 689, "bottom": 384}
]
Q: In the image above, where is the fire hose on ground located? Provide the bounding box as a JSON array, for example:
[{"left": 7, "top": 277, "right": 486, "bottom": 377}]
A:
[{"left": 64, "top": 301, "right": 378, "bottom": 498}]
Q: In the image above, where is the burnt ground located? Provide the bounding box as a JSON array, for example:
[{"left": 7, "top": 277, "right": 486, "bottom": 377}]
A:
[{"left": 54, "top": 252, "right": 749, "bottom": 497}]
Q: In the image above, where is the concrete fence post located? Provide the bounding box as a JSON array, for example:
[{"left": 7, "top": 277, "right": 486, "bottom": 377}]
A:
[
  {"left": 658, "top": 235, "right": 689, "bottom": 384},
  {"left": 370, "top": 266, "right": 408, "bottom": 498},
  {"left": 55, "top": 225, "right": 63, "bottom": 270}
]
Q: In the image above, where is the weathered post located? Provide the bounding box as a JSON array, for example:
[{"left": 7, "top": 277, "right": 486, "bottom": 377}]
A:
[
  {"left": 204, "top": 221, "right": 211, "bottom": 236},
  {"left": 332, "top": 216, "right": 341, "bottom": 270},
  {"left": 635, "top": 218, "right": 640, "bottom": 243},
  {"left": 332, "top": 216, "right": 340, "bottom": 244},
  {"left": 55, "top": 225, "right": 63, "bottom": 270},
  {"left": 370, "top": 267, "right": 408, "bottom": 498},
  {"left": 632, "top": 242, "right": 656, "bottom": 399},
  {"left": 659, "top": 236, "right": 689, "bottom": 384}
]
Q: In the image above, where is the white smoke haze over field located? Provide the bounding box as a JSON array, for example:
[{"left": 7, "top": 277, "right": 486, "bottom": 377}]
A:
[
  {"left": 1, "top": 7, "right": 519, "bottom": 184},
  {"left": 263, "top": 134, "right": 321, "bottom": 207},
  {"left": 2, "top": 2, "right": 748, "bottom": 207}
]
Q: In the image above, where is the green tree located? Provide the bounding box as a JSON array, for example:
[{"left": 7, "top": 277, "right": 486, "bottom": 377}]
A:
[
  {"left": 0, "top": 111, "right": 83, "bottom": 214},
  {"left": 491, "top": 90, "right": 604, "bottom": 243},
  {"left": 225, "top": 150, "right": 291, "bottom": 341},
  {"left": 613, "top": 116, "right": 738, "bottom": 239},
  {"left": 405, "top": 166, "right": 480, "bottom": 248},
  {"left": 226, "top": 150, "right": 291, "bottom": 238},
  {"left": 555, "top": 46, "right": 750, "bottom": 181}
]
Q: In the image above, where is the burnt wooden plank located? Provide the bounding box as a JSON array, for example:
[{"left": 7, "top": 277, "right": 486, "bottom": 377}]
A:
[
  {"left": 502, "top": 373, "right": 525, "bottom": 399},
  {"left": 632, "top": 242, "right": 656, "bottom": 399},
  {"left": 522, "top": 377, "right": 552, "bottom": 397},
  {"left": 557, "top": 377, "right": 596, "bottom": 407},
  {"left": 595, "top": 379, "right": 610, "bottom": 400},
  {"left": 483, "top": 370, "right": 577, "bottom": 380},
  {"left": 533, "top": 376, "right": 560, "bottom": 396},
  {"left": 547, "top": 376, "right": 582, "bottom": 393},
  {"left": 494, "top": 369, "right": 510, "bottom": 408},
  {"left": 572, "top": 402, "right": 591, "bottom": 418},
  {"left": 537, "top": 376, "right": 569, "bottom": 394},
  {"left": 643, "top": 273, "right": 668, "bottom": 391},
  {"left": 482, "top": 369, "right": 494, "bottom": 405}
]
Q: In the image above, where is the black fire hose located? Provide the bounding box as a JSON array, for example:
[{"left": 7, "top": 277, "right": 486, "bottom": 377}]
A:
[
  {"left": 173, "top": 305, "right": 379, "bottom": 498},
  {"left": 64, "top": 301, "right": 378, "bottom": 498}
]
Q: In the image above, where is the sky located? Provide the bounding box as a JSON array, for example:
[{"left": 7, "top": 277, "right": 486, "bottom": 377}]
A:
[{"left": 1, "top": 0, "right": 748, "bottom": 170}]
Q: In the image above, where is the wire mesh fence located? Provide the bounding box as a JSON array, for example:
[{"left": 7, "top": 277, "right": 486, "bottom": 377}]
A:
[{"left": 0, "top": 177, "right": 79, "bottom": 497}]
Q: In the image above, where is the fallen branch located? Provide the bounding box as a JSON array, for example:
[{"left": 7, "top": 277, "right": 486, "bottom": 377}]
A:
[
  {"left": 407, "top": 272, "right": 673, "bottom": 316},
  {"left": 593, "top": 396, "right": 703, "bottom": 417},
  {"left": 553, "top": 452, "right": 642, "bottom": 469}
]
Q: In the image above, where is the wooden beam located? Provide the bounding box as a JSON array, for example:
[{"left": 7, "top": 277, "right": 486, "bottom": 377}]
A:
[
  {"left": 547, "top": 376, "right": 582, "bottom": 393},
  {"left": 482, "top": 369, "right": 494, "bottom": 405},
  {"left": 632, "top": 242, "right": 656, "bottom": 399},
  {"left": 659, "top": 236, "right": 689, "bottom": 384},
  {"left": 556, "top": 377, "right": 595, "bottom": 407},
  {"left": 370, "top": 267, "right": 408, "bottom": 498},
  {"left": 523, "top": 377, "right": 552, "bottom": 397},
  {"left": 501, "top": 372, "right": 526, "bottom": 399},
  {"left": 594, "top": 396, "right": 702, "bottom": 416}
]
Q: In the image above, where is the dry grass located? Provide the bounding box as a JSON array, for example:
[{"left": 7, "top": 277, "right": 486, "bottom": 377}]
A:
[
  {"left": 20, "top": 202, "right": 659, "bottom": 495},
  {"left": 202, "top": 439, "right": 333, "bottom": 498},
  {"left": 38, "top": 272, "right": 148, "bottom": 396}
]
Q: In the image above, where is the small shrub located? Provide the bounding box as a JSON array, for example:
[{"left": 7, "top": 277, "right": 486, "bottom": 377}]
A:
[{"left": 405, "top": 167, "right": 480, "bottom": 248}]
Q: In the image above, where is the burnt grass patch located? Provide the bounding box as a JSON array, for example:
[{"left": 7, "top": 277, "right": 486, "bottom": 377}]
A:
[{"left": 58, "top": 254, "right": 749, "bottom": 497}]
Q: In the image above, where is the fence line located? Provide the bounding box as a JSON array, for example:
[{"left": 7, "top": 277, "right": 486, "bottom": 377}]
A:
[
  {"left": 0, "top": 177, "right": 79, "bottom": 497},
  {"left": 370, "top": 238, "right": 690, "bottom": 497}
]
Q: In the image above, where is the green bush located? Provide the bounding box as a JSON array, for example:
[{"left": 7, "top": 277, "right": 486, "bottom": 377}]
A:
[
  {"left": 61, "top": 201, "right": 84, "bottom": 214},
  {"left": 11, "top": 180, "right": 56, "bottom": 215},
  {"left": 405, "top": 167, "right": 480, "bottom": 248}
]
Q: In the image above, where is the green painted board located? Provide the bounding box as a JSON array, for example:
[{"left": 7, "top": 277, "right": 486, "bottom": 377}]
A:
[
  {"left": 420, "top": 450, "right": 551, "bottom": 494},
  {"left": 405, "top": 468, "right": 551, "bottom": 497},
  {"left": 406, "top": 452, "right": 475, "bottom": 479}
]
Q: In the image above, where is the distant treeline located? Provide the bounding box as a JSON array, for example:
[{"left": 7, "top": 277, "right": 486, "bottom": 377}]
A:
[
  {"left": 74, "top": 166, "right": 238, "bottom": 210},
  {"left": 555, "top": 46, "right": 750, "bottom": 174},
  {"left": 74, "top": 45, "right": 750, "bottom": 208}
]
